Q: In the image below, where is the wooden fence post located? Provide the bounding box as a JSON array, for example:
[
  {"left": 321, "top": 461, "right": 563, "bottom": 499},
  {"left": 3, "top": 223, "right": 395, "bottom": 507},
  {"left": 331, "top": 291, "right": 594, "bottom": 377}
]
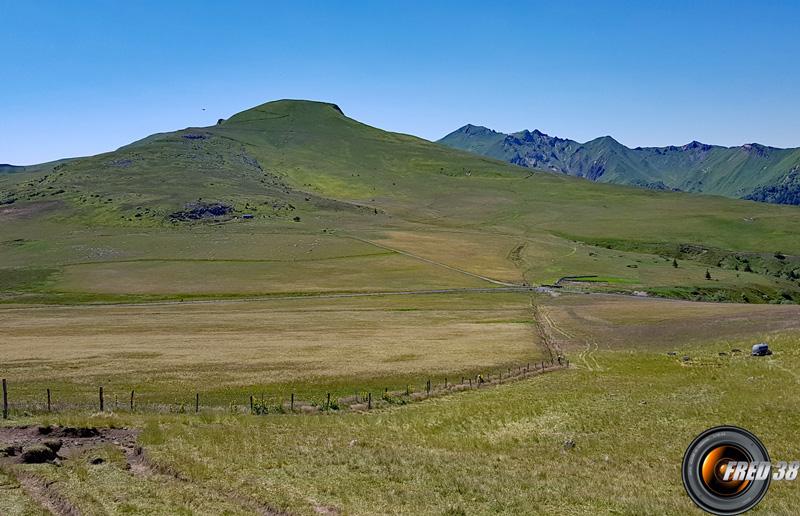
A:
[
  {"left": 469, "top": 378, "right": 472, "bottom": 388},
  {"left": 290, "top": 393, "right": 294, "bottom": 412},
  {"left": 47, "top": 388, "right": 51, "bottom": 412},
  {"left": 406, "top": 385, "right": 410, "bottom": 396},
  {"left": 2, "top": 379, "right": 8, "bottom": 419},
  {"left": 367, "top": 392, "right": 372, "bottom": 410},
  {"left": 195, "top": 393, "right": 199, "bottom": 413},
  {"left": 426, "top": 379, "right": 431, "bottom": 395},
  {"left": 250, "top": 395, "right": 254, "bottom": 413},
  {"left": 130, "top": 390, "right": 135, "bottom": 412},
  {"left": 326, "top": 392, "right": 331, "bottom": 410},
  {"left": 99, "top": 386, "right": 104, "bottom": 412}
]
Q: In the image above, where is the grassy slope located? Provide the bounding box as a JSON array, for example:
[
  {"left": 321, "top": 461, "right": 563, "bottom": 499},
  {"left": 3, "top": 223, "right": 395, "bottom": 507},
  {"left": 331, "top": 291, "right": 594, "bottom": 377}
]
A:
[{"left": 1, "top": 100, "right": 800, "bottom": 303}]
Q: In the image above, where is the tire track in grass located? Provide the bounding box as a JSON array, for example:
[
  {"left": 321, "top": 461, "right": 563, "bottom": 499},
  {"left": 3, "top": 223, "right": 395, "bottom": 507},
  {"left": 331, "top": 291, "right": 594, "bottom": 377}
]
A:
[
  {"left": 530, "top": 298, "right": 563, "bottom": 361},
  {"left": 9, "top": 470, "right": 80, "bottom": 516},
  {"left": 540, "top": 308, "right": 575, "bottom": 339},
  {"left": 577, "top": 340, "right": 602, "bottom": 372},
  {"left": 578, "top": 341, "right": 593, "bottom": 371},
  {"left": 535, "top": 302, "right": 604, "bottom": 371},
  {"left": 591, "top": 340, "right": 602, "bottom": 370}
]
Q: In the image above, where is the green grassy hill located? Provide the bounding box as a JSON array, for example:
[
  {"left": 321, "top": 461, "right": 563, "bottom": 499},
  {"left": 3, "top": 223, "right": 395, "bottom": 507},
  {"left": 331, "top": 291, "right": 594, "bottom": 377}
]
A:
[
  {"left": 439, "top": 124, "right": 800, "bottom": 204},
  {"left": 1, "top": 99, "right": 800, "bottom": 304}
]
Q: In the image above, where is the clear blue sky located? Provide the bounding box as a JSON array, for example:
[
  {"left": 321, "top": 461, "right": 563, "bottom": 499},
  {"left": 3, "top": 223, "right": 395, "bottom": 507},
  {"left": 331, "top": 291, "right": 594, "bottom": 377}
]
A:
[{"left": 3, "top": 0, "right": 799, "bottom": 164}]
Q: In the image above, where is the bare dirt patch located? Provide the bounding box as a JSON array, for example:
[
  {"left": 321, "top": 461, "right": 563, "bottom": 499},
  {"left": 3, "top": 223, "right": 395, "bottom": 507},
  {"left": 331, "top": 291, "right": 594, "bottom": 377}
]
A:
[
  {"left": 0, "top": 200, "right": 64, "bottom": 220},
  {"left": 0, "top": 425, "right": 139, "bottom": 466}
]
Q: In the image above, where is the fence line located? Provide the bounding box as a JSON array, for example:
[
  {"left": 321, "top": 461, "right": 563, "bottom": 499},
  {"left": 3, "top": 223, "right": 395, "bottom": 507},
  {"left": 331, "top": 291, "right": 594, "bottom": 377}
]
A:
[{"left": 0, "top": 358, "right": 569, "bottom": 419}]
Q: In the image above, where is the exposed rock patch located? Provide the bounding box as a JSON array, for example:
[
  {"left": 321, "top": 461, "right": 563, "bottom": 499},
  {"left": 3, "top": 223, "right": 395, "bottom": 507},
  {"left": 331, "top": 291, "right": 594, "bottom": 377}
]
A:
[{"left": 169, "top": 201, "right": 234, "bottom": 221}]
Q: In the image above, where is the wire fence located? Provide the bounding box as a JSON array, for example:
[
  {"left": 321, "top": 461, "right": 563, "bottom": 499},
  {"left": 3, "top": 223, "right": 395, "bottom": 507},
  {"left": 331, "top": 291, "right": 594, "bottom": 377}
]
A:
[{"left": 1, "top": 358, "right": 569, "bottom": 419}]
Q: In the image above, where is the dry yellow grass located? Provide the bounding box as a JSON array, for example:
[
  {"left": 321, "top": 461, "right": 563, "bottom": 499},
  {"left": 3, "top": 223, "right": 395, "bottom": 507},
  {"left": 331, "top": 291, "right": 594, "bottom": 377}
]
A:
[
  {"left": 54, "top": 253, "right": 489, "bottom": 295},
  {"left": 542, "top": 293, "right": 800, "bottom": 351},
  {"left": 369, "top": 229, "right": 528, "bottom": 283},
  {"left": 0, "top": 292, "right": 542, "bottom": 407}
]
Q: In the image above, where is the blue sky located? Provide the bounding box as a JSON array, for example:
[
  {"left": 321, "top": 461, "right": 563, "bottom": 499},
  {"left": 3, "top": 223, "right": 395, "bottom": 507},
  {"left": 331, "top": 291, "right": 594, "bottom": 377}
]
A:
[{"left": 2, "top": 0, "right": 799, "bottom": 164}]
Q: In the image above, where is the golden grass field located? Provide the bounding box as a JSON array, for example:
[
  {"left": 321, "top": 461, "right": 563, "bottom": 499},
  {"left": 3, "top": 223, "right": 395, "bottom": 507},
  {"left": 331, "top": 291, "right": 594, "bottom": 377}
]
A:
[
  {"left": 542, "top": 293, "right": 800, "bottom": 351},
  {"left": 0, "top": 292, "right": 541, "bottom": 409}
]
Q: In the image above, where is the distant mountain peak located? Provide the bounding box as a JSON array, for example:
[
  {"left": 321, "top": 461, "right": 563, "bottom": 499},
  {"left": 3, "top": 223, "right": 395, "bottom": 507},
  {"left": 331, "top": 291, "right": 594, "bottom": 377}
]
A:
[
  {"left": 742, "top": 143, "right": 774, "bottom": 151},
  {"left": 509, "top": 129, "right": 566, "bottom": 146},
  {"left": 524, "top": 129, "right": 546, "bottom": 137},
  {"left": 589, "top": 135, "right": 622, "bottom": 146},
  {"left": 682, "top": 140, "right": 713, "bottom": 151},
  {"left": 438, "top": 123, "right": 800, "bottom": 206},
  {"left": 458, "top": 124, "right": 497, "bottom": 136}
]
